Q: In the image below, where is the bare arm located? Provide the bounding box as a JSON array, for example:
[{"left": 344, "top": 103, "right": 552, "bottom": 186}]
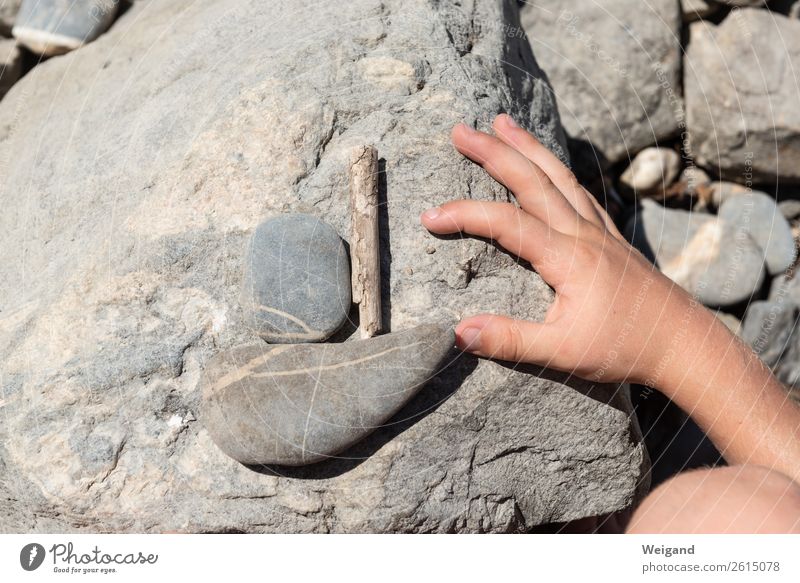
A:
[{"left": 421, "top": 114, "right": 800, "bottom": 483}]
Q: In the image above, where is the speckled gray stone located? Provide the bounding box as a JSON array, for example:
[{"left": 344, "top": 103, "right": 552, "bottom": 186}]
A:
[
  {"left": 240, "top": 214, "right": 351, "bottom": 343},
  {"left": 202, "top": 324, "right": 455, "bottom": 466},
  {"left": 13, "top": 0, "right": 117, "bottom": 56}
]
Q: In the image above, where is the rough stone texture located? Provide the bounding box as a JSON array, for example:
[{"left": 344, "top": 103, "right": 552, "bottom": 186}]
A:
[
  {"left": 685, "top": 10, "right": 800, "bottom": 183},
  {"left": 240, "top": 214, "right": 351, "bottom": 343},
  {"left": 202, "top": 325, "right": 456, "bottom": 466},
  {"left": 717, "top": 192, "right": 795, "bottom": 275},
  {"left": 0, "top": 0, "right": 647, "bottom": 533},
  {"left": 619, "top": 147, "right": 681, "bottom": 199},
  {"left": 0, "top": 37, "right": 20, "bottom": 98},
  {"left": 0, "top": 0, "right": 21, "bottom": 37},
  {"left": 520, "top": 0, "right": 681, "bottom": 166},
  {"left": 626, "top": 200, "right": 766, "bottom": 306},
  {"left": 742, "top": 298, "right": 800, "bottom": 396},
  {"left": 13, "top": 0, "right": 118, "bottom": 56}
]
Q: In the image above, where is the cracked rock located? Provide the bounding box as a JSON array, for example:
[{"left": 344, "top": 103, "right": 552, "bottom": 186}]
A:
[
  {"left": 685, "top": 9, "right": 800, "bottom": 183},
  {"left": 0, "top": 0, "right": 646, "bottom": 533}
]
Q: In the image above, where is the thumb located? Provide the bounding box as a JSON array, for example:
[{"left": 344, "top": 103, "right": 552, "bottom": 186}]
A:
[{"left": 455, "top": 314, "right": 561, "bottom": 365}]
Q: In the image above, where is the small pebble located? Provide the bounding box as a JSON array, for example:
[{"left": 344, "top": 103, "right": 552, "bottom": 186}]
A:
[
  {"left": 240, "top": 213, "right": 351, "bottom": 343},
  {"left": 619, "top": 147, "right": 681, "bottom": 200}
]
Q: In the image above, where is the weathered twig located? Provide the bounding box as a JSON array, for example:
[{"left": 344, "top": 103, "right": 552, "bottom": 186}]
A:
[{"left": 349, "top": 145, "right": 382, "bottom": 339}]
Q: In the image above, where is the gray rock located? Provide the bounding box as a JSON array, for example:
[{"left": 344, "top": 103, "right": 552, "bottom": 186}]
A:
[
  {"left": 714, "top": 0, "right": 765, "bottom": 5},
  {"left": 747, "top": 272, "right": 800, "bottom": 396},
  {"left": 742, "top": 299, "right": 800, "bottom": 387},
  {"left": 718, "top": 192, "right": 796, "bottom": 275},
  {"left": 240, "top": 214, "right": 351, "bottom": 343},
  {"left": 619, "top": 147, "right": 681, "bottom": 199},
  {"left": 709, "top": 181, "right": 750, "bottom": 208},
  {"left": 0, "top": 0, "right": 21, "bottom": 37},
  {"left": 13, "top": 0, "right": 117, "bottom": 55},
  {"left": 626, "top": 200, "right": 766, "bottom": 306},
  {"left": 0, "top": 0, "right": 646, "bottom": 533},
  {"left": 778, "top": 199, "right": 800, "bottom": 221},
  {"left": 202, "top": 325, "right": 455, "bottom": 466},
  {"left": 681, "top": 0, "right": 719, "bottom": 21},
  {"left": 680, "top": 167, "right": 713, "bottom": 209},
  {"left": 520, "top": 0, "right": 681, "bottom": 165},
  {"left": 0, "top": 37, "right": 20, "bottom": 98},
  {"left": 686, "top": 10, "right": 800, "bottom": 183},
  {"left": 681, "top": 167, "right": 712, "bottom": 195}
]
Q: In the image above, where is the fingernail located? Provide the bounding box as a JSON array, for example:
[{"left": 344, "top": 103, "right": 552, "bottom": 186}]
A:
[
  {"left": 504, "top": 114, "right": 520, "bottom": 129},
  {"left": 460, "top": 123, "right": 477, "bottom": 134},
  {"left": 458, "top": 327, "right": 482, "bottom": 351},
  {"left": 422, "top": 207, "right": 441, "bottom": 221}
]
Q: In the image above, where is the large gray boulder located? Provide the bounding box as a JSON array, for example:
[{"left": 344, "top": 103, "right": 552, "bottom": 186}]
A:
[
  {"left": 686, "top": 9, "right": 800, "bottom": 183},
  {"left": 0, "top": 0, "right": 646, "bottom": 533},
  {"left": 519, "top": 0, "right": 681, "bottom": 166}
]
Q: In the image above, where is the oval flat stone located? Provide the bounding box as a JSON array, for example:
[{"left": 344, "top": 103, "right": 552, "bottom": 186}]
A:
[
  {"left": 201, "top": 324, "right": 455, "bottom": 466},
  {"left": 240, "top": 214, "right": 351, "bottom": 343}
]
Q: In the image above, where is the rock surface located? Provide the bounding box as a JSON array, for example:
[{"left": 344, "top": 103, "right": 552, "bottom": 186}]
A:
[
  {"left": 0, "top": 0, "right": 21, "bottom": 37},
  {"left": 202, "top": 325, "right": 455, "bottom": 466},
  {"left": 13, "top": 0, "right": 118, "bottom": 55},
  {"left": 620, "top": 147, "right": 681, "bottom": 199},
  {"left": 0, "top": 0, "right": 647, "bottom": 533},
  {"left": 709, "top": 181, "right": 750, "bottom": 208},
  {"left": 717, "top": 192, "right": 795, "bottom": 275},
  {"left": 0, "top": 37, "right": 20, "bottom": 98},
  {"left": 686, "top": 9, "right": 800, "bottom": 183},
  {"left": 681, "top": 0, "right": 719, "bottom": 21},
  {"left": 626, "top": 200, "right": 766, "bottom": 306},
  {"left": 778, "top": 198, "right": 800, "bottom": 220},
  {"left": 240, "top": 213, "right": 351, "bottom": 343},
  {"left": 520, "top": 0, "right": 681, "bottom": 165},
  {"left": 742, "top": 294, "right": 800, "bottom": 398},
  {"left": 680, "top": 166, "right": 712, "bottom": 201}
]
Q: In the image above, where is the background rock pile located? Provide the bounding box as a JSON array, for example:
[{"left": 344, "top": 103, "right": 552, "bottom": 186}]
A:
[{"left": 520, "top": 0, "right": 800, "bottom": 483}]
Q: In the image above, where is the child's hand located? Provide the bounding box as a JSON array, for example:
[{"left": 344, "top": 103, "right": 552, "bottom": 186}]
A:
[{"left": 421, "top": 114, "right": 708, "bottom": 385}]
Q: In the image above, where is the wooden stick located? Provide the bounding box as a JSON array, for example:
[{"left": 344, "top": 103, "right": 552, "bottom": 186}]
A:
[{"left": 349, "top": 145, "right": 382, "bottom": 339}]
